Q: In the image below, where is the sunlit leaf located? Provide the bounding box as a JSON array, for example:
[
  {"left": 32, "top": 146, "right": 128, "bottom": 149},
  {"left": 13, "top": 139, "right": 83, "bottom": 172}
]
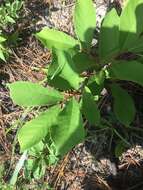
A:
[
  {"left": 18, "top": 105, "right": 61, "bottom": 151},
  {"left": 51, "top": 98, "right": 85, "bottom": 156},
  {"left": 36, "top": 27, "right": 79, "bottom": 50},
  {"left": 0, "top": 36, "right": 6, "bottom": 43},
  {"left": 48, "top": 50, "right": 83, "bottom": 90},
  {"left": 8, "top": 81, "right": 63, "bottom": 107},
  {"left": 74, "top": 0, "right": 96, "bottom": 47},
  {"left": 0, "top": 49, "right": 6, "bottom": 61},
  {"left": 119, "top": 0, "right": 143, "bottom": 51}
]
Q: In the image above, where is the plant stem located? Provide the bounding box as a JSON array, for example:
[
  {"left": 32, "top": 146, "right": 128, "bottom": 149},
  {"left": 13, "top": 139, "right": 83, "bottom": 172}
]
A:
[{"left": 113, "top": 129, "right": 130, "bottom": 146}]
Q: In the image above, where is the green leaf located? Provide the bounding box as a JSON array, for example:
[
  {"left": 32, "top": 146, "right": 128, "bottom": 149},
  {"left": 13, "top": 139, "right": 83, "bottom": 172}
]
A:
[
  {"left": 6, "top": 15, "right": 15, "bottom": 23},
  {"left": 35, "top": 27, "right": 79, "bottom": 50},
  {"left": 128, "top": 36, "right": 143, "bottom": 52},
  {"left": 87, "top": 75, "right": 104, "bottom": 96},
  {"left": 24, "top": 159, "right": 35, "bottom": 180},
  {"left": 94, "top": 70, "right": 105, "bottom": 85},
  {"left": 24, "top": 158, "right": 46, "bottom": 180},
  {"left": 0, "top": 36, "right": 6, "bottom": 43},
  {"left": 82, "top": 88, "right": 100, "bottom": 125},
  {"left": 47, "top": 75, "right": 72, "bottom": 91},
  {"left": 48, "top": 50, "right": 83, "bottom": 90},
  {"left": 87, "top": 71, "right": 105, "bottom": 96},
  {"left": 8, "top": 81, "right": 63, "bottom": 107},
  {"left": 18, "top": 105, "right": 61, "bottom": 151},
  {"left": 72, "top": 52, "right": 97, "bottom": 73},
  {"left": 108, "top": 61, "right": 143, "bottom": 87},
  {"left": 99, "top": 8, "right": 120, "bottom": 59},
  {"left": 110, "top": 84, "right": 136, "bottom": 126},
  {"left": 115, "top": 140, "right": 126, "bottom": 157},
  {"left": 0, "top": 49, "right": 6, "bottom": 61},
  {"left": 51, "top": 98, "right": 85, "bottom": 156},
  {"left": 33, "top": 159, "right": 46, "bottom": 179},
  {"left": 74, "top": 0, "right": 96, "bottom": 47},
  {"left": 29, "top": 141, "right": 44, "bottom": 157},
  {"left": 119, "top": 0, "right": 143, "bottom": 51},
  {"left": 47, "top": 154, "right": 59, "bottom": 165},
  {"left": 88, "top": 81, "right": 104, "bottom": 96}
]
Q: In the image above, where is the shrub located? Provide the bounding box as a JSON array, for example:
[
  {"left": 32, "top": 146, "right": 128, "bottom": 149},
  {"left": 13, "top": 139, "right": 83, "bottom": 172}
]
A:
[
  {"left": 0, "top": 0, "right": 23, "bottom": 61},
  {"left": 8, "top": 0, "right": 143, "bottom": 179}
]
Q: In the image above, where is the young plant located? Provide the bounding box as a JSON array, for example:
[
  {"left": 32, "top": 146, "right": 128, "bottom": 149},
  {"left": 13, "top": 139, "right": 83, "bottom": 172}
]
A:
[
  {"left": 0, "top": 0, "right": 23, "bottom": 61},
  {"left": 0, "top": 0, "right": 23, "bottom": 28},
  {"left": 8, "top": 0, "right": 143, "bottom": 179}
]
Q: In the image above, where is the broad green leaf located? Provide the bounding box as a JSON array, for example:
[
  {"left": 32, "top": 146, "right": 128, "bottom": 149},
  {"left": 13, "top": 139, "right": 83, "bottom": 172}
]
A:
[
  {"left": 72, "top": 52, "right": 97, "bottom": 73},
  {"left": 51, "top": 98, "right": 85, "bottom": 156},
  {"left": 111, "top": 84, "right": 136, "bottom": 126},
  {"left": 119, "top": 0, "right": 143, "bottom": 51},
  {"left": 74, "top": 0, "right": 96, "bottom": 47},
  {"left": 108, "top": 61, "right": 143, "bottom": 86},
  {"left": 48, "top": 50, "right": 83, "bottom": 90},
  {"left": 8, "top": 81, "right": 63, "bottom": 107},
  {"left": 82, "top": 88, "right": 100, "bottom": 125},
  {"left": 35, "top": 27, "right": 79, "bottom": 50},
  {"left": 99, "top": 8, "right": 120, "bottom": 59},
  {"left": 18, "top": 105, "right": 61, "bottom": 151}
]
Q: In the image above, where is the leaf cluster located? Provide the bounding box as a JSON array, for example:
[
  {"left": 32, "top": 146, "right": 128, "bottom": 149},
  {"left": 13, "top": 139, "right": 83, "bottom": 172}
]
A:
[
  {"left": 8, "top": 0, "right": 143, "bottom": 180},
  {"left": 0, "top": 0, "right": 23, "bottom": 61}
]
